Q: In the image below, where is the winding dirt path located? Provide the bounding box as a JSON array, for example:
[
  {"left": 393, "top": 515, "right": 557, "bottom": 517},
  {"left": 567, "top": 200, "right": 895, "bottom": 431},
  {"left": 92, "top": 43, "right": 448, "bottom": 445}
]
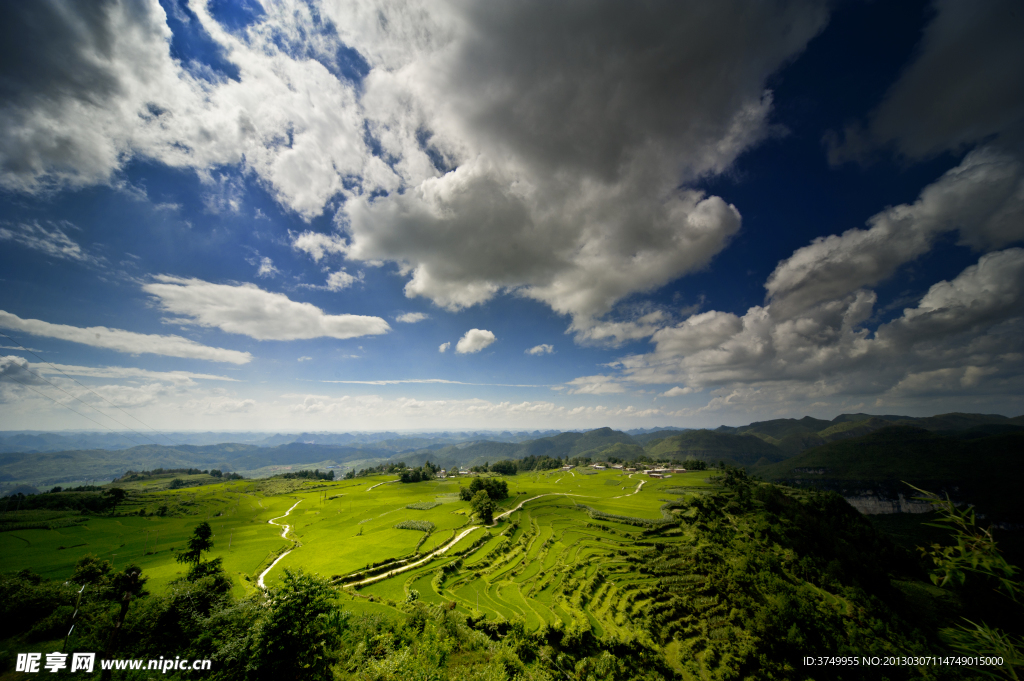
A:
[
  {"left": 344, "top": 524, "right": 482, "bottom": 588},
  {"left": 612, "top": 479, "right": 646, "bottom": 499},
  {"left": 257, "top": 499, "right": 303, "bottom": 588},
  {"left": 366, "top": 479, "right": 399, "bottom": 492},
  {"left": 343, "top": 492, "right": 594, "bottom": 589}
]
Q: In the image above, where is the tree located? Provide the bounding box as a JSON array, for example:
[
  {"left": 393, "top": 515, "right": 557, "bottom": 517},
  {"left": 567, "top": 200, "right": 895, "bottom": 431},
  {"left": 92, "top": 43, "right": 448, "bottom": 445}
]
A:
[
  {"left": 469, "top": 476, "right": 508, "bottom": 501},
  {"left": 100, "top": 564, "right": 148, "bottom": 681},
  {"left": 177, "top": 521, "right": 214, "bottom": 579},
  {"left": 249, "top": 569, "right": 347, "bottom": 681},
  {"left": 489, "top": 460, "right": 517, "bottom": 476},
  {"left": 470, "top": 490, "right": 494, "bottom": 524},
  {"left": 104, "top": 487, "right": 126, "bottom": 514}
]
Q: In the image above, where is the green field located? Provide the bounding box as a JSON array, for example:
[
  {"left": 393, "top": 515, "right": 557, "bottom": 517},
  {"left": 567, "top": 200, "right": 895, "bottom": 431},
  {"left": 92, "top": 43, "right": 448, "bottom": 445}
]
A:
[{"left": 0, "top": 469, "right": 710, "bottom": 612}]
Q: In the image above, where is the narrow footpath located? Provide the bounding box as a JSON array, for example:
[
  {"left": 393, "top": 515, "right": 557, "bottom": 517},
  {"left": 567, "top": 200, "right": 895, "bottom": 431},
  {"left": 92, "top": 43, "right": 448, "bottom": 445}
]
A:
[
  {"left": 344, "top": 491, "right": 602, "bottom": 589},
  {"left": 612, "top": 479, "right": 646, "bottom": 499},
  {"left": 256, "top": 499, "right": 303, "bottom": 588}
]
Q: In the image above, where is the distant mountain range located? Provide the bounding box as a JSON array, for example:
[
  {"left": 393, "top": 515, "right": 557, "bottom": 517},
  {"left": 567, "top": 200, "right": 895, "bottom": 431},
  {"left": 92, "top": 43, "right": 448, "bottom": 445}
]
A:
[
  {"left": 0, "top": 429, "right": 568, "bottom": 454},
  {"left": 3, "top": 413, "right": 1022, "bottom": 520}
]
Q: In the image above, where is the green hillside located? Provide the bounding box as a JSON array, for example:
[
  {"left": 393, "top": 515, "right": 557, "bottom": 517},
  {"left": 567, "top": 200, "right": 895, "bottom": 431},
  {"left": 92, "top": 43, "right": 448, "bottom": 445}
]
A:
[
  {"left": 644, "top": 430, "right": 787, "bottom": 466},
  {"left": 756, "top": 426, "right": 1024, "bottom": 521},
  {"left": 736, "top": 415, "right": 833, "bottom": 439}
]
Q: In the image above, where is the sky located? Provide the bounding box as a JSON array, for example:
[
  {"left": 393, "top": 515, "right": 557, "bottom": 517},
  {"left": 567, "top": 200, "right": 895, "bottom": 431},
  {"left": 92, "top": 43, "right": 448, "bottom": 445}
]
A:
[{"left": 1, "top": 0, "right": 1023, "bottom": 433}]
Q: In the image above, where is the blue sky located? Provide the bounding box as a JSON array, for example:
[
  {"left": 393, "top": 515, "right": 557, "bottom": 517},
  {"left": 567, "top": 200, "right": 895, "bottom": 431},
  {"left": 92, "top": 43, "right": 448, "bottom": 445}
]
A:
[{"left": 1, "top": 0, "right": 1022, "bottom": 432}]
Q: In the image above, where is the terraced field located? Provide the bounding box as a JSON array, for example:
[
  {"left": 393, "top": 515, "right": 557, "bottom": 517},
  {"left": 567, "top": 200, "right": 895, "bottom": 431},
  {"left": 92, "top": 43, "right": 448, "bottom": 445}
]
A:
[
  {"left": 2, "top": 468, "right": 717, "bottom": 632},
  {"left": 347, "top": 469, "right": 715, "bottom": 636}
]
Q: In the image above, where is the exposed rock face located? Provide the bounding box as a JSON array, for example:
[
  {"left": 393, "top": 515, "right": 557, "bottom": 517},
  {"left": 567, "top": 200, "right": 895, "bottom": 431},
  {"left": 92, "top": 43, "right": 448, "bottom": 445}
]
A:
[{"left": 843, "top": 492, "right": 938, "bottom": 515}]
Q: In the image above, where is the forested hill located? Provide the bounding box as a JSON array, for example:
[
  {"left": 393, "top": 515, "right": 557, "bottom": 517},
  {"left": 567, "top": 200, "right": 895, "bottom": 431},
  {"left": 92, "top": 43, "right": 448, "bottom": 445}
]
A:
[
  {"left": 753, "top": 425, "right": 1024, "bottom": 522},
  {"left": 2, "top": 412, "right": 1022, "bottom": 495}
]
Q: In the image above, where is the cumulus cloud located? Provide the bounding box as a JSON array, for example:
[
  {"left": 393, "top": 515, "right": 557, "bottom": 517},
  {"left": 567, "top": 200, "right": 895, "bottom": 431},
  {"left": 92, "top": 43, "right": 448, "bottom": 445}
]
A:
[
  {"left": 255, "top": 256, "right": 279, "bottom": 278},
  {"left": 0, "top": 221, "right": 102, "bottom": 265},
  {"left": 290, "top": 231, "right": 349, "bottom": 262},
  {"left": 525, "top": 344, "right": 554, "bottom": 355},
  {"left": 325, "top": 269, "right": 358, "bottom": 291},
  {"left": 0, "top": 355, "right": 48, "bottom": 385},
  {"left": 329, "top": 0, "right": 830, "bottom": 335},
  {"left": 0, "top": 0, "right": 394, "bottom": 213},
  {"left": 599, "top": 157, "right": 1024, "bottom": 413},
  {"left": 827, "top": 0, "right": 1024, "bottom": 163},
  {"left": 876, "top": 248, "right": 1024, "bottom": 348},
  {"left": 766, "top": 147, "right": 1024, "bottom": 317},
  {"left": 455, "top": 329, "right": 496, "bottom": 354},
  {"left": 0, "top": 0, "right": 829, "bottom": 341},
  {"left": 616, "top": 248, "right": 1024, "bottom": 410},
  {"left": 142, "top": 275, "right": 390, "bottom": 341},
  {"left": 395, "top": 312, "right": 429, "bottom": 323},
  {"left": 0, "top": 310, "right": 252, "bottom": 364},
  {"left": 438, "top": 342, "right": 450, "bottom": 353},
  {"left": 661, "top": 386, "right": 695, "bottom": 397}
]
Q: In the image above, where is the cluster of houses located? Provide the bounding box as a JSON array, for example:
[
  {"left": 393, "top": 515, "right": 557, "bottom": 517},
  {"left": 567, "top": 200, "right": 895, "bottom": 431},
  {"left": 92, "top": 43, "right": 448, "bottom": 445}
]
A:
[
  {"left": 435, "top": 463, "right": 691, "bottom": 479},
  {"left": 436, "top": 468, "right": 469, "bottom": 479},
  {"left": 584, "top": 463, "right": 688, "bottom": 478}
]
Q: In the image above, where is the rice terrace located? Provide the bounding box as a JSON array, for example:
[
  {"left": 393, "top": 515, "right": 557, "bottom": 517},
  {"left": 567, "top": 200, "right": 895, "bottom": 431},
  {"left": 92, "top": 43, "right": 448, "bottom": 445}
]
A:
[{"left": 2, "top": 467, "right": 711, "bottom": 629}]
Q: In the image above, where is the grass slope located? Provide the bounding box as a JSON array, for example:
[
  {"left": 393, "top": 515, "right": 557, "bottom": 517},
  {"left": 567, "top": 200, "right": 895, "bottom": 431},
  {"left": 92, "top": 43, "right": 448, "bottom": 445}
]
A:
[
  {"left": 755, "top": 425, "right": 1024, "bottom": 520},
  {"left": 644, "top": 430, "right": 788, "bottom": 466}
]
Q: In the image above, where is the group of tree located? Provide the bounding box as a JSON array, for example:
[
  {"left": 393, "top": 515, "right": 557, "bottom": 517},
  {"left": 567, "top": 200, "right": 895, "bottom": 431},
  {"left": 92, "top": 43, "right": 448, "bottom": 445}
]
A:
[
  {"left": 469, "top": 456, "right": 563, "bottom": 476},
  {"left": 1, "top": 487, "right": 127, "bottom": 514},
  {"left": 271, "top": 468, "right": 334, "bottom": 481},
  {"left": 399, "top": 461, "right": 440, "bottom": 483},
  {"left": 117, "top": 468, "right": 241, "bottom": 482},
  {"left": 458, "top": 477, "right": 508, "bottom": 502},
  {"left": 344, "top": 462, "right": 409, "bottom": 479}
]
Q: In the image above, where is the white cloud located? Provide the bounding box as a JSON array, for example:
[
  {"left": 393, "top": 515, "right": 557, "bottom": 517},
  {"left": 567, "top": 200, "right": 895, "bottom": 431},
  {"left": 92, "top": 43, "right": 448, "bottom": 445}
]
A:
[
  {"left": 297, "top": 356, "right": 313, "bottom": 362},
  {"left": 290, "top": 231, "right": 349, "bottom": 262},
  {"left": 876, "top": 248, "right": 1024, "bottom": 348},
  {"left": 438, "top": 342, "right": 450, "bottom": 353},
  {"left": 0, "top": 0, "right": 395, "bottom": 214},
  {"left": 0, "top": 310, "right": 252, "bottom": 364},
  {"left": 525, "top": 344, "right": 554, "bottom": 355},
  {"left": 0, "top": 355, "right": 48, "bottom": 386},
  {"left": 256, "top": 256, "right": 280, "bottom": 278},
  {"left": 661, "top": 386, "right": 695, "bottom": 396},
  {"left": 396, "top": 312, "right": 429, "bottom": 323},
  {"left": 142, "top": 275, "right": 390, "bottom": 341},
  {"left": 616, "top": 249, "right": 1024, "bottom": 410},
  {"left": 0, "top": 221, "right": 102, "bottom": 265},
  {"left": 566, "top": 375, "right": 625, "bottom": 395},
  {"left": 325, "top": 269, "right": 358, "bottom": 291},
  {"left": 766, "top": 147, "right": 1024, "bottom": 318},
  {"left": 455, "top": 328, "right": 496, "bottom": 354},
  {"left": 0, "top": 0, "right": 829, "bottom": 341},
  {"left": 29, "top": 361, "right": 236, "bottom": 383}
]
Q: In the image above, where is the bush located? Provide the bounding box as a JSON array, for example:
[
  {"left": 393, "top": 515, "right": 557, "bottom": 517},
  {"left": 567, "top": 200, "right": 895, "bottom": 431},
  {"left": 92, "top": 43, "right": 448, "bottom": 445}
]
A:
[
  {"left": 406, "top": 502, "right": 441, "bottom": 510},
  {"left": 395, "top": 520, "right": 435, "bottom": 533}
]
